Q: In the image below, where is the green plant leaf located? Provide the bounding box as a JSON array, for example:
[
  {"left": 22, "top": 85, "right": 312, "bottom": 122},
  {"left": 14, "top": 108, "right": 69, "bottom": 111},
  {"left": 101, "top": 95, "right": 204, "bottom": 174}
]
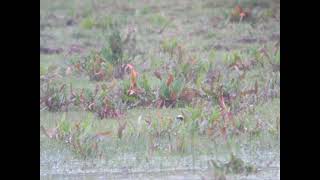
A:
[
  {"left": 81, "top": 113, "right": 93, "bottom": 135},
  {"left": 210, "top": 106, "right": 221, "bottom": 124},
  {"left": 138, "top": 74, "right": 151, "bottom": 93},
  {"left": 58, "top": 113, "right": 71, "bottom": 134},
  {"left": 80, "top": 17, "right": 95, "bottom": 29},
  {"left": 160, "top": 82, "right": 170, "bottom": 99},
  {"left": 171, "top": 76, "right": 184, "bottom": 95}
]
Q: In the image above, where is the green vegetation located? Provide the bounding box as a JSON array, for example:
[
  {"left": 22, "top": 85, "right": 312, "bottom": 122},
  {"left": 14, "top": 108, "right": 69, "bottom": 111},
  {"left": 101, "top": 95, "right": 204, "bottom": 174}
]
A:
[{"left": 41, "top": 0, "right": 279, "bottom": 178}]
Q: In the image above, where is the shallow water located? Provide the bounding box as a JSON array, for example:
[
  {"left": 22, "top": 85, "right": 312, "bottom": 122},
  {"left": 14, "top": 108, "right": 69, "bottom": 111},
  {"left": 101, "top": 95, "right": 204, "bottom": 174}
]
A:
[
  {"left": 40, "top": 144, "right": 279, "bottom": 180},
  {"left": 41, "top": 167, "right": 279, "bottom": 180}
]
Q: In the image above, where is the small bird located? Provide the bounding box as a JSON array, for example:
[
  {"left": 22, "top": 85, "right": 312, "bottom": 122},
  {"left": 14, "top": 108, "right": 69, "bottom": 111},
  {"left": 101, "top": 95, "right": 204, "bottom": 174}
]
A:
[
  {"left": 175, "top": 115, "right": 184, "bottom": 122},
  {"left": 171, "top": 115, "right": 185, "bottom": 134},
  {"left": 173, "top": 115, "right": 184, "bottom": 126}
]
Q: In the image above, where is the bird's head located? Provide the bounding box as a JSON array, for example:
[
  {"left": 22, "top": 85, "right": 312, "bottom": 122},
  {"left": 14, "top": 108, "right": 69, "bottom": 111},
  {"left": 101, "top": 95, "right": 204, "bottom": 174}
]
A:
[{"left": 176, "top": 115, "right": 184, "bottom": 122}]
